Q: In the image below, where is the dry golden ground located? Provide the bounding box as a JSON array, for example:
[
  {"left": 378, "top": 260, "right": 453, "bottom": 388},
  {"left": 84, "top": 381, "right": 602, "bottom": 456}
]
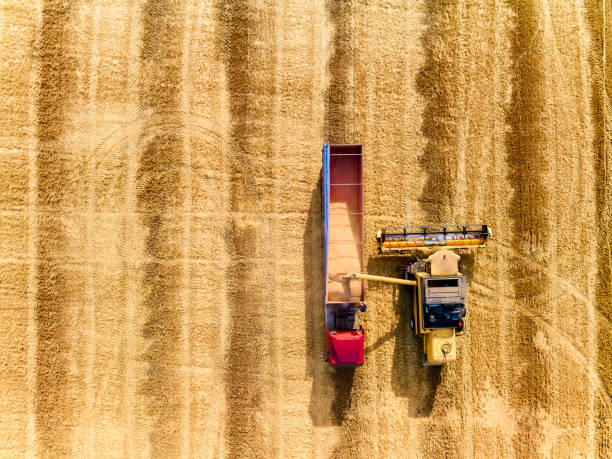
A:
[{"left": 0, "top": 0, "right": 609, "bottom": 457}]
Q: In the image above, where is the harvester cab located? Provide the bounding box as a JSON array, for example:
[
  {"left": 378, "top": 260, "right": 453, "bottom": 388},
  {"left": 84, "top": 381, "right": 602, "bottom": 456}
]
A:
[{"left": 347, "top": 224, "right": 489, "bottom": 366}]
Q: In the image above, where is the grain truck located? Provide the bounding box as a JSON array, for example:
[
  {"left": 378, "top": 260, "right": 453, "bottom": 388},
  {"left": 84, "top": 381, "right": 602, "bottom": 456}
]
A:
[{"left": 322, "top": 143, "right": 365, "bottom": 367}]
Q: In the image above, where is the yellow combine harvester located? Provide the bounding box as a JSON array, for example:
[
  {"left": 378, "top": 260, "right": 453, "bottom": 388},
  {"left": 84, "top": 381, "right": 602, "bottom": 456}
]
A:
[{"left": 347, "top": 224, "right": 489, "bottom": 365}]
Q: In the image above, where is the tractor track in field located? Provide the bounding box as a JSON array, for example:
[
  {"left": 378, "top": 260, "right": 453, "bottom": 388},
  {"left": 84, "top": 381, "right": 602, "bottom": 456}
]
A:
[
  {"left": 0, "top": 0, "right": 609, "bottom": 457},
  {"left": 325, "top": 0, "right": 355, "bottom": 145},
  {"left": 417, "top": 0, "right": 460, "bottom": 226},
  {"left": 585, "top": 0, "right": 612, "bottom": 453},
  {"left": 506, "top": 1, "right": 555, "bottom": 456},
  {"left": 473, "top": 283, "right": 611, "bottom": 408},
  {"left": 218, "top": 1, "right": 279, "bottom": 456},
  {"left": 138, "top": 1, "right": 187, "bottom": 456},
  {"left": 35, "top": 1, "right": 77, "bottom": 456}
]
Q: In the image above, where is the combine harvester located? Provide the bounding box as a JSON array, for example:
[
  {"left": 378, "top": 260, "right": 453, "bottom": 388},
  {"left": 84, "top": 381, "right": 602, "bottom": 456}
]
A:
[
  {"left": 348, "top": 225, "right": 490, "bottom": 365},
  {"left": 322, "top": 143, "right": 366, "bottom": 367}
]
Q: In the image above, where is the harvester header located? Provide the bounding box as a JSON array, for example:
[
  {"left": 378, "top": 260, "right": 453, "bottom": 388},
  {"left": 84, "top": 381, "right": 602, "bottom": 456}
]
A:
[{"left": 377, "top": 224, "right": 490, "bottom": 253}]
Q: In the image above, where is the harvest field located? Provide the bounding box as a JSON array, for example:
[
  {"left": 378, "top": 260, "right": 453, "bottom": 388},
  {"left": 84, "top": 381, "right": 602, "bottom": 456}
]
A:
[{"left": 0, "top": 0, "right": 610, "bottom": 457}]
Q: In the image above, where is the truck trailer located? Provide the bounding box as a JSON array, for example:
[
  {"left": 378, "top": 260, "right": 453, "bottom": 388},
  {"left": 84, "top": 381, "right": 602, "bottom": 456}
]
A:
[{"left": 322, "top": 143, "right": 365, "bottom": 367}]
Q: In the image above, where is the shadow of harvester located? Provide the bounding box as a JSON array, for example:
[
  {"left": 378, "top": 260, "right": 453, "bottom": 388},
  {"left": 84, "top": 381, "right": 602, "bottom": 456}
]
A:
[{"left": 364, "top": 256, "right": 441, "bottom": 417}]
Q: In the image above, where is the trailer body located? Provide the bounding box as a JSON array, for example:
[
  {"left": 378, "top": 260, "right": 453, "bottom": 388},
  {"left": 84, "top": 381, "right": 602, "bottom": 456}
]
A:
[{"left": 322, "top": 143, "right": 365, "bottom": 366}]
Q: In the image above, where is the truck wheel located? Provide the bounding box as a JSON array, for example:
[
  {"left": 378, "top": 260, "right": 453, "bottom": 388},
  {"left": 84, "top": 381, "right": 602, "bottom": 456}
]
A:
[{"left": 456, "top": 319, "right": 465, "bottom": 335}]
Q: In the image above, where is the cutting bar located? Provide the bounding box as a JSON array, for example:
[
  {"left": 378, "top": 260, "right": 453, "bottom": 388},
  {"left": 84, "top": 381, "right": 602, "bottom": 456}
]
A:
[{"left": 377, "top": 224, "right": 490, "bottom": 253}]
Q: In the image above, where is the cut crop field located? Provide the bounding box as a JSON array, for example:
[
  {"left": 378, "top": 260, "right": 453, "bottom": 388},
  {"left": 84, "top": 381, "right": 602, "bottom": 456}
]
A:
[{"left": 0, "top": 0, "right": 610, "bottom": 457}]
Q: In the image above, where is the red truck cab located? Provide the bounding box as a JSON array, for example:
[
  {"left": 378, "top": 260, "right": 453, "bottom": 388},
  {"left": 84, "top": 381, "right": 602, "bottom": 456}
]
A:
[{"left": 326, "top": 328, "right": 365, "bottom": 366}]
